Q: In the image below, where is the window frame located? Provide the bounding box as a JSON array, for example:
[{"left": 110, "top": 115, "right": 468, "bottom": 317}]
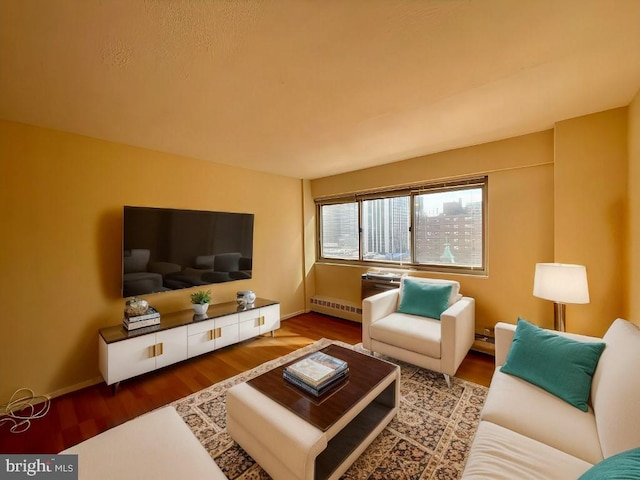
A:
[{"left": 315, "top": 176, "right": 488, "bottom": 276}]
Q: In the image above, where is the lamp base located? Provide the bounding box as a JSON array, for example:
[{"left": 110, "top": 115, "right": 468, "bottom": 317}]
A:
[{"left": 554, "top": 302, "right": 566, "bottom": 332}]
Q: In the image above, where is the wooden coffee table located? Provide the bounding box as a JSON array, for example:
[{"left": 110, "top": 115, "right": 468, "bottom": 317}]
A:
[{"left": 226, "top": 344, "right": 400, "bottom": 480}]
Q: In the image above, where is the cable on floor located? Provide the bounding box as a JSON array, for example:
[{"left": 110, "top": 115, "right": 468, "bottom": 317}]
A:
[{"left": 0, "top": 388, "right": 51, "bottom": 433}]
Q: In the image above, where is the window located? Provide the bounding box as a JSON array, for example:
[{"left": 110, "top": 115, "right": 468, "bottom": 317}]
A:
[
  {"left": 316, "top": 177, "right": 487, "bottom": 274},
  {"left": 362, "top": 196, "right": 410, "bottom": 263},
  {"left": 413, "top": 187, "right": 484, "bottom": 268},
  {"left": 320, "top": 202, "right": 359, "bottom": 260}
]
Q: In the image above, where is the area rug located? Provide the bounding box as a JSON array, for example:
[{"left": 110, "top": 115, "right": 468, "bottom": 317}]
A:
[{"left": 172, "top": 339, "right": 488, "bottom": 480}]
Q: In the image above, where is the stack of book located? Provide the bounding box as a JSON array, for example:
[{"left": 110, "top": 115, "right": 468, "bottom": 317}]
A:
[
  {"left": 123, "top": 306, "right": 161, "bottom": 331},
  {"left": 283, "top": 351, "right": 349, "bottom": 396}
]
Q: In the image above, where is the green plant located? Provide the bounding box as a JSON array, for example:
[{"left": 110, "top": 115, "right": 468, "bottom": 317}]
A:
[{"left": 190, "top": 290, "right": 212, "bottom": 305}]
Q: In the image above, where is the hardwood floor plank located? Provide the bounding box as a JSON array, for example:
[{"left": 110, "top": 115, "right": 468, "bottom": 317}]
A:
[{"left": 0, "top": 312, "right": 494, "bottom": 453}]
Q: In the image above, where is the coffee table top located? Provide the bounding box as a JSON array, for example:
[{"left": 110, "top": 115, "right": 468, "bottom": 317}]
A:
[{"left": 247, "top": 344, "right": 398, "bottom": 431}]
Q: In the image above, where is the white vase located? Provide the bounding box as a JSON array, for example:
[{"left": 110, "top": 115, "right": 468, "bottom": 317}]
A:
[
  {"left": 236, "top": 291, "right": 256, "bottom": 307},
  {"left": 193, "top": 303, "right": 209, "bottom": 315}
]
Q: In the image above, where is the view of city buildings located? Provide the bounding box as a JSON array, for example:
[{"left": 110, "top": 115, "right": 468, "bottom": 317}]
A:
[
  {"left": 320, "top": 203, "right": 359, "bottom": 260},
  {"left": 414, "top": 194, "right": 483, "bottom": 267},
  {"left": 320, "top": 188, "right": 483, "bottom": 268},
  {"left": 362, "top": 197, "right": 410, "bottom": 262}
]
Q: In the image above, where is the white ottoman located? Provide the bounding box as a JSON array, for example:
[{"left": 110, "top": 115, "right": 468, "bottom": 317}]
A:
[{"left": 61, "top": 406, "right": 226, "bottom": 480}]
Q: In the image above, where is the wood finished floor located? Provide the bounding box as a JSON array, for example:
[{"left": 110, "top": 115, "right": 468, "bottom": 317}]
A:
[{"left": 0, "top": 312, "right": 494, "bottom": 454}]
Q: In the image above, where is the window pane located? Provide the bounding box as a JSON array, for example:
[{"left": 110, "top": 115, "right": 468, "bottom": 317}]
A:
[
  {"left": 414, "top": 188, "right": 483, "bottom": 267},
  {"left": 320, "top": 203, "right": 359, "bottom": 260},
  {"left": 362, "top": 197, "right": 411, "bottom": 263}
]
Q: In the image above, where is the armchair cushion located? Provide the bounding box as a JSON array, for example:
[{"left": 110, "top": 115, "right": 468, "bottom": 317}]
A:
[
  {"left": 397, "top": 278, "right": 452, "bottom": 319},
  {"left": 501, "top": 318, "right": 606, "bottom": 412},
  {"left": 399, "top": 276, "right": 461, "bottom": 306},
  {"left": 369, "top": 312, "right": 442, "bottom": 358}
]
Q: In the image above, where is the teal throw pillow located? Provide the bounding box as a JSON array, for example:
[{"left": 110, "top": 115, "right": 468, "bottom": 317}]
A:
[
  {"left": 501, "top": 318, "right": 606, "bottom": 412},
  {"left": 579, "top": 448, "right": 640, "bottom": 479},
  {"left": 397, "top": 279, "right": 452, "bottom": 319}
]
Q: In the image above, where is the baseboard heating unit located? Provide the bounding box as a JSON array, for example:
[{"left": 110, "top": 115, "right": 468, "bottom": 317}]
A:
[{"left": 310, "top": 296, "right": 362, "bottom": 323}]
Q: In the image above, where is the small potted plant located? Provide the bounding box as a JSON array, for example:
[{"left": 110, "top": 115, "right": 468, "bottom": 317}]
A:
[{"left": 190, "top": 290, "right": 212, "bottom": 315}]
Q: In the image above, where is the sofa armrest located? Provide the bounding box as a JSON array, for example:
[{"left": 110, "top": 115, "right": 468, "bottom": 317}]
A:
[
  {"left": 61, "top": 406, "right": 227, "bottom": 479},
  {"left": 494, "top": 322, "right": 517, "bottom": 367},
  {"left": 440, "top": 297, "right": 476, "bottom": 376},
  {"left": 362, "top": 289, "right": 400, "bottom": 349}
]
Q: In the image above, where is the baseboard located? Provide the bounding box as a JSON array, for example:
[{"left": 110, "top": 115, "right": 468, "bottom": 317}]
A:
[
  {"left": 9, "top": 376, "right": 106, "bottom": 407},
  {"left": 46, "top": 376, "right": 104, "bottom": 401},
  {"left": 281, "top": 310, "right": 305, "bottom": 321}
]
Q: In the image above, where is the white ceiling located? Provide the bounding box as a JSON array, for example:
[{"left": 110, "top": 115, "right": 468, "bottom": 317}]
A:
[{"left": 1, "top": 1, "right": 639, "bottom": 180}]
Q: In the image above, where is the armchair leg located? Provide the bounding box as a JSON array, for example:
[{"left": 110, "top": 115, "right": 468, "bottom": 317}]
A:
[{"left": 443, "top": 374, "right": 451, "bottom": 388}]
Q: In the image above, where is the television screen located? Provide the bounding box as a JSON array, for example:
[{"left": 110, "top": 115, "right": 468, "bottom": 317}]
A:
[{"left": 122, "top": 206, "right": 254, "bottom": 297}]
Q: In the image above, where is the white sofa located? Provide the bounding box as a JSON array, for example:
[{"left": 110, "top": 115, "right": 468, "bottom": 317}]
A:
[
  {"left": 61, "top": 406, "right": 227, "bottom": 480},
  {"left": 462, "top": 318, "right": 640, "bottom": 479},
  {"left": 362, "top": 277, "right": 475, "bottom": 387}
]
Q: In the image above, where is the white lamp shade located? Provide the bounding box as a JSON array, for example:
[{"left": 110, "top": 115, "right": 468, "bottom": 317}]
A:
[{"left": 533, "top": 263, "right": 590, "bottom": 304}]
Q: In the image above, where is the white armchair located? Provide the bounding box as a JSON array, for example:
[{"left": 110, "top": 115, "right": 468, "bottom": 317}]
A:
[{"left": 362, "top": 277, "right": 475, "bottom": 387}]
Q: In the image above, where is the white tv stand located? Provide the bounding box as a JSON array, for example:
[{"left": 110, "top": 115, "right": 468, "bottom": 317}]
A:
[{"left": 98, "top": 298, "right": 280, "bottom": 391}]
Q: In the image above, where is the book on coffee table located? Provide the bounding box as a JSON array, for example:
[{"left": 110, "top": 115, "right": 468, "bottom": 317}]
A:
[
  {"left": 283, "top": 368, "right": 349, "bottom": 397},
  {"left": 284, "top": 351, "right": 348, "bottom": 388}
]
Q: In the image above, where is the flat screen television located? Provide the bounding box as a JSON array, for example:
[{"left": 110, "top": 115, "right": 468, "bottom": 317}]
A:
[{"left": 122, "top": 206, "right": 254, "bottom": 297}]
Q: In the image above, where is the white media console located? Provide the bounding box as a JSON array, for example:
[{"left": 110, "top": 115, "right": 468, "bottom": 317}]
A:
[{"left": 98, "top": 298, "right": 280, "bottom": 389}]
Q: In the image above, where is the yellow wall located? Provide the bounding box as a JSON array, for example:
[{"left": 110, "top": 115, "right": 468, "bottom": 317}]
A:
[
  {"left": 1, "top": 99, "right": 636, "bottom": 401},
  {"left": 310, "top": 131, "right": 556, "bottom": 334},
  {"left": 554, "top": 108, "right": 628, "bottom": 336},
  {"left": 629, "top": 91, "right": 640, "bottom": 324},
  {"left": 302, "top": 179, "right": 316, "bottom": 312},
  {"left": 310, "top": 107, "right": 633, "bottom": 338},
  {"left": 0, "top": 120, "right": 305, "bottom": 401}
]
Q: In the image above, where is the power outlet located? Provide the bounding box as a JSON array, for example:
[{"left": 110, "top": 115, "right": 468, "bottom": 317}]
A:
[{"left": 483, "top": 328, "right": 493, "bottom": 337}]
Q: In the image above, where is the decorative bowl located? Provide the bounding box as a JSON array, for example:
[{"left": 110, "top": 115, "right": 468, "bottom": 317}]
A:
[{"left": 125, "top": 297, "right": 149, "bottom": 316}]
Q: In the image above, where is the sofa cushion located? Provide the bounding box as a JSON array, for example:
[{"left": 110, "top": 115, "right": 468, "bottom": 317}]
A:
[
  {"left": 369, "top": 312, "right": 441, "bottom": 358},
  {"left": 399, "top": 276, "right": 461, "bottom": 306},
  {"left": 462, "top": 421, "right": 592, "bottom": 480},
  {"left": 481, "top": 368, "right": 604, "bottom": 464},
  {"left": 590, "top": 319, "right": 640, "bottom": 458},
  {"left": 397, "top": 278, "right": 452, "bottom": 319},
  {"left": 501, "top": 318, "right": 605, "bottom": 412},
  {"left": 578, "top": 447, "right": 640, "bottom": 480}
]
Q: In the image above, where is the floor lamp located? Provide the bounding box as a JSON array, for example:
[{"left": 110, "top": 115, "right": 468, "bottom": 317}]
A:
[{"left": 533, "top": 263, "right": 590, "bottom": 332}]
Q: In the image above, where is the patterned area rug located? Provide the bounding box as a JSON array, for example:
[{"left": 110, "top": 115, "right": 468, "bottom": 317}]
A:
[{"left": 172, "top": 339, "right": 488, "bottom": 480}]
